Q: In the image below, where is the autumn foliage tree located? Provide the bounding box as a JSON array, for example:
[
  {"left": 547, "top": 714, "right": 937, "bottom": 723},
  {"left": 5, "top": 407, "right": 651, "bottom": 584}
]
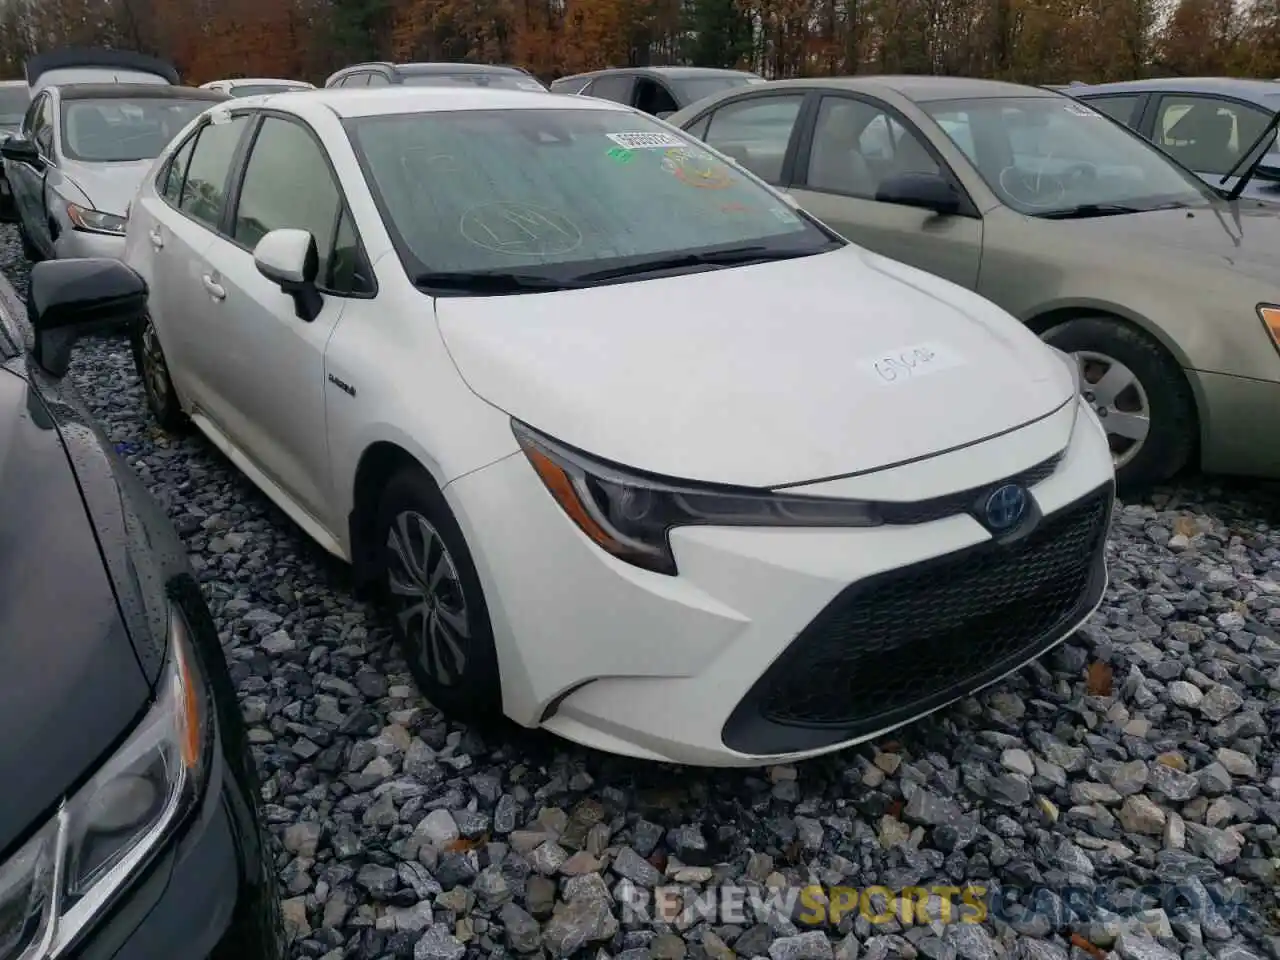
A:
[{"left": 5, "top": 0, "right": 1280, "bottom": 89}]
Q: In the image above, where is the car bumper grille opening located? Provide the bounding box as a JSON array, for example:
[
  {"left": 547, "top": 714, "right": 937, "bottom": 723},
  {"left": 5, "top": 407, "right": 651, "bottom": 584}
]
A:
[{"left": 722, "top": 482, "right": 1113, "bottom": 756}]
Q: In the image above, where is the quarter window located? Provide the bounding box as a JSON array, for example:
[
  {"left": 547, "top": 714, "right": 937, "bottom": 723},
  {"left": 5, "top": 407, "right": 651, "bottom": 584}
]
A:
[
  {"left": 702, "top": 95, "right": 803, "bottom": 183},
  {"left": 232, "top": 116, "right": 341, "bottom": 284},
  {"left": 807, "top": 97, "right": 940, "bottom": 198},
  {"left": 1082, "top": 94, "right": 1141, "bottom": 127},
  {"left": 178, "top": 114, "right": 250, "bottom": 229},
  {"left": 161, "top": 133, "right": 197, "bottom": 203},
  {"left": 585, "top": 74, "right": 634, "bottom": 104},
  {"left": 1154, "top": 95, "right": 1271, "bottom": 175}
]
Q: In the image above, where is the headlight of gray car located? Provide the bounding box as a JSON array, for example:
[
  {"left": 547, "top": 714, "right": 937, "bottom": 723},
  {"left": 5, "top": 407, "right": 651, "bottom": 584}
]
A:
[
  {"left": 65, "top": 203, "right": 128, "bottom": 237},
  {"left": 0, "top": 607, "right": 210, "bottom": 960}
]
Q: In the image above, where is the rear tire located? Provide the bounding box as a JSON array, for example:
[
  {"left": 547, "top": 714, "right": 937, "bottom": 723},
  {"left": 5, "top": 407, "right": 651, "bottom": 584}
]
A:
[
  {"left": 130, "top": 313, "right": 186, "bottom": 432},
  {"left": 1041, "top": 316, "right": 1195, "bottom": 492},
  {"left": 374, "top": 466, "right": 503, "bottom": 720},
  {"left": 18, "top": 224, "right": 41, "bottom": 263}
]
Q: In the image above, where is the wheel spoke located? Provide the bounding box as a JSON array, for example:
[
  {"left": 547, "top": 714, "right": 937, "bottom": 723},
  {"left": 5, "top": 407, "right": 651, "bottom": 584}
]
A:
[
  {"left": 1107, "top": 410, "right": 1150, "bottom": 441},
  {"left": 397, "top": 599, "right": 429, "bottom": 629},
  {"left": 389, "top": 514, "right": 425, "bottom": 581},
  {"left": 388, "top": 569, "right": 423, "bottom": 598},
  {"left": 436, "top": 603, "right": 471, "bottom": 639},
  {"left": 430, "top": 609, "right": 468, "bottom": 680},
  {"left": 1090, "top": 361, "right": 1136, "bottom": 407},
  {"left": 425, "top": 535, "right": 451, "bottom": 593}
]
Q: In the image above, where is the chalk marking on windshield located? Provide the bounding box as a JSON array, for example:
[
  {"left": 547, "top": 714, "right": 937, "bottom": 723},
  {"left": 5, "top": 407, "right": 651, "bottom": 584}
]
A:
[
  {"left": 606, "top": 131, "right": 685, "bottom": 149},
  {"left": 459, "top": 201, "right": 583, "bottom": 256}
]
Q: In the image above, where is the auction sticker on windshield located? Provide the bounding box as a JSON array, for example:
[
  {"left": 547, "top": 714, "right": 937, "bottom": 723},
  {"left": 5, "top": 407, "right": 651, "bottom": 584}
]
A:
[
  {"left": 859, "top": 342, "right": 966, "bottom": 386},
  {"left": 606, "top": 131, "right": 685, "bottom": 149}
]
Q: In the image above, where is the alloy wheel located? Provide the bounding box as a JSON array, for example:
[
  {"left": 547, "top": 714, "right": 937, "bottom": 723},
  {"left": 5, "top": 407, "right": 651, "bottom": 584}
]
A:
[
  {"left": 385, "top": 510, "right": 470, "bottom": 686},
  {"left": 140, "top": 318, "right": 171, "bottom": 415},
  {"left": 1074, "top": 350, "right": 1151, "bottom": 470}
]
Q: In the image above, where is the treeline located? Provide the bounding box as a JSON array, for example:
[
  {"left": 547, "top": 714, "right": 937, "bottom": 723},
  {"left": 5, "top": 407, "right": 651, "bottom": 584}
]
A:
[{"left": 0, "top": 0, "right": 1277, "bottom": 88}]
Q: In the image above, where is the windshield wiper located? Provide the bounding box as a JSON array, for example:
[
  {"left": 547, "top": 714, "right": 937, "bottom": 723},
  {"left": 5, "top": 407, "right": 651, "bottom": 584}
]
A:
[
  {"left": 572, "top": 245, "right": 818, "bottom": 283},
  {"left": 413, "top": 271, "right": 583, "bottom": 295},
  {"left": 1037, "top": 202, "right": 1146, "bottom": 220}
]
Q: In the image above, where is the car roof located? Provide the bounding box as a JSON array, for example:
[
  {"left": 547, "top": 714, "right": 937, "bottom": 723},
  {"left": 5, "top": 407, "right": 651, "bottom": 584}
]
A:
[
  {"left": 560, "top": 66, "right": 757, "bottom": 81},
  {"left": 397, "top": 62, "right": 526, "bottom": 75},
  {"left": 207, "top": 77, "right": 312, "bottom": 87},
  {"left": 56, "top": 83, "right": 228, "bottom": 102},
  {"left": 1070, "top": 76, "right": 1280, "bottom": 105},
  {"left": 260, "top": 85, "right": 625, "bottom": 118},
  {"left": 746, "top": 75, "right": 1055, "bottom": 101}
]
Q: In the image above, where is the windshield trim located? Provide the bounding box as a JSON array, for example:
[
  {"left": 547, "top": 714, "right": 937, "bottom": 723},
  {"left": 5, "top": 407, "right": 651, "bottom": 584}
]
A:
[
  {"left": 342, "top": 107, "right": 843, "bottom": 294},
  {"left": 58, "top": 97, "right": 217, "bottom": 164},
  {"left": 918, "top": 94, "right": 1222, "bottom": 216}
]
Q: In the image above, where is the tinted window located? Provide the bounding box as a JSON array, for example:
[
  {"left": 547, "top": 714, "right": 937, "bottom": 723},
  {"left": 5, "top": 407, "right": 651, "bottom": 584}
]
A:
[
  {"left": 585, "top": 74, "right": 634, "bottom": 104},
  {"left": 233, "top": 117, "right": 340, "bottom": 282},
  {"left": 1153, "top": 94, "right": 1271, "bottom": 175},
  {"left": 635, "top": 78, "right": 679, "bottom": 115},
  {"left": 0, "top": 86, "right": 28, "bottom": 126},
  {"left": 34, "top": 97, "right": 53, "bottom": 155},
  {"left": 807, "top": 97, "right": 940, "bottom": 198},
  {"left": 347, "top": 107, "right": 832, "bottom": 280},
  {"left": 61, "top": 97, "right": 214, "bottom": 162},
  {"left": 702, "top": 95, "right": 803, "bottom": 183},
  {"left": 1082, "top": 94, "right": 1141, "bottom": 126},
  {"left": 21, "top": 95, "right": 42, "bottom": 137},
  {"left": 366, "top": 73, "right": 391, "bottom": 87},
  {"left": 161, "top": 133, "right": 197, "bottom": 203},
  {"left": 344, "top": 73, "right": 370, "bottom": 87},
  {"left": 179, "top": 114, "right": 250, "bottom": 228}
]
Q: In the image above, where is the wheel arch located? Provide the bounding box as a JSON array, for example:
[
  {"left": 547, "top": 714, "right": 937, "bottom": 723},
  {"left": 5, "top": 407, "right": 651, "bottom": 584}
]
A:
[
  {"left": 348, "top": 440, "right": 441, "bottom": 585},
  {"left": 1025, "top": 303, "right": 1206, "bottom": 470}
]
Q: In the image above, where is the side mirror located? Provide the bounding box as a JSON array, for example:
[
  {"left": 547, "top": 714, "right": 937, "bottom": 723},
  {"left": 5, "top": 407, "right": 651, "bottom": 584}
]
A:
[
  {"left": 1, "top": 135, "right": 42, "bottom": 168},
  {"left": 875, "top": 172, "right": 962, "bottom": 216},
  {"left": 254, "top": 228, "right": 322, "bottom": 322},
  {"left": 28, "top": 259, "right": 148, "bottom": 378}
]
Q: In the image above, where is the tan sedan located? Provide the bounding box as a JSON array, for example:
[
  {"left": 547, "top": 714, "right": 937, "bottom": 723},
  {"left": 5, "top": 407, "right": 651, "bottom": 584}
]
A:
[{"left": 670, "top": 76, "right": 1280, "bottom": 491}]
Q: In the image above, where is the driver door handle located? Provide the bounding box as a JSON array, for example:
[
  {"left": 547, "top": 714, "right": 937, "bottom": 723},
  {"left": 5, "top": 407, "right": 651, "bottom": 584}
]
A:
[
  {"left": 201, "top": 274, "right": 225, "bottom": 301},
  {"left": 148, "top": 228, "right": 164, "bottom": 250}
]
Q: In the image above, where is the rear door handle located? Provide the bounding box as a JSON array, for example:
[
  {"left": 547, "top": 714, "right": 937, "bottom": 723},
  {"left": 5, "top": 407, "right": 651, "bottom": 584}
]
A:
[
  {"left": 148, "top": 228, "right": 164, "bottom": 250},
  {"left": 201, "top": 274, "right": 225, "bottom": 301}
]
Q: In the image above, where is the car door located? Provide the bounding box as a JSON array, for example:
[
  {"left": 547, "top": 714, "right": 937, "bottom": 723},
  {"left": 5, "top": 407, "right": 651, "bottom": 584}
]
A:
[
  {"left": 1142, "top": 93, "right": 1271, "bottom": 188},
  {"left": 141, "top": 112, "right": 254, "bottom": 423},
  {"left": 194, "top": 112, "right": 355, "bottom": 526},
  {"left": 9, "top": 93, "right": 55, "bottom": 252},
  {"left": 787, "top": 93, "right": 983, "bottom": 289}
]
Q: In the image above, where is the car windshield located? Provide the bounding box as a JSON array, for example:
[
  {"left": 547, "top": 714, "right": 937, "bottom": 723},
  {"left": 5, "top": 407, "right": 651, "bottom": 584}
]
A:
[
  {"left": 230, "top": 83, "right": 304, "bottom": 97},
  {"left": 346, "top": 107, "right": 835, "bottom": 288},
  {"left": 674, "top": 75, "right": 761, "bottom": 104},
  {"left": 920, "top": 96, "right": 1215, "bottom": 216},
  {"left": 0, "top": 87, "right": 28, "bottom": 126},
  {"left": 401, "top": 73, "right": 546, "bottom": 92},
  {"left": 61, "top": 97, "right": 213, "bottom": 162}
]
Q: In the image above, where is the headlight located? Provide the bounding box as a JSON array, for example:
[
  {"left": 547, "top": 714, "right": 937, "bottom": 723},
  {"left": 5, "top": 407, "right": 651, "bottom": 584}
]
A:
[
  {"left": 1258, "top": 304, "right": 1280, "bottom": 358},
  {"left": 513, "top": 421, "right": 881, "bottom": 575},
  {"left": 65, "top": 203, "right": 127, "bottom": 236},
  {"left": 0, "top": 608, "right": 209, "bottom": 960}
]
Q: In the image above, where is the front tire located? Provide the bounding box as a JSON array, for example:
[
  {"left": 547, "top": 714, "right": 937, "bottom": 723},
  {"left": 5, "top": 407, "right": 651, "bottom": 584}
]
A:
[
  {"left": 374, "top": 467, "right": 502, "bottom": 720},
  {"left": 1041, "top": 317, "right": 1195, "bottom": 492},
  {"left": 130, "top": 314, "right": 186, "bottom": 432}
]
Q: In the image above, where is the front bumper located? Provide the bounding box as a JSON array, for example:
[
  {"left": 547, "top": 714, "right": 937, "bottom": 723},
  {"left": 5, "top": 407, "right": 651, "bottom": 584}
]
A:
[
  {"left": 447, "top": 396, "right": 1116, "bottom": 766},
  {"left": 75, "top": 699, "right": 282, "bottom": 960},
  {"left": 53, "top": 228, "right": 126, "bottom": 261},
  {"left": 1189, "top": 368, "right": 1280, "bottom": 479}
]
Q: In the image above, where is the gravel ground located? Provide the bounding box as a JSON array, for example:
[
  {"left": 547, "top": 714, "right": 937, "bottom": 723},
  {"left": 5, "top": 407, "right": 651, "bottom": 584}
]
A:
[{"left": 4, "top": 226, "right": 1279, "bottom": 960}]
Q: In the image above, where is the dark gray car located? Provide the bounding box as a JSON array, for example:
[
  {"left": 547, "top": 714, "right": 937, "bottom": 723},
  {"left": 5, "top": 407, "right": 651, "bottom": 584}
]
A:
[
  {"left": 1069, "top": 77, "right": 1280, "bottom": 203},
  {"left": 550, "top": 66, "right": 764, "bottom": 118}
]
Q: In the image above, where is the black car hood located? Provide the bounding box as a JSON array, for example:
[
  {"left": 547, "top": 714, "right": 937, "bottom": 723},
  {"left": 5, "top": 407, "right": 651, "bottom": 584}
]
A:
[{"left": 0, "top": 365, "right": 151, "bottom": 857}]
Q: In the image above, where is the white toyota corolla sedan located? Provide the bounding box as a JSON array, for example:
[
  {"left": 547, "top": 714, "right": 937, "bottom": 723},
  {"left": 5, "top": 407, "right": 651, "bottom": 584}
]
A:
[{"left": 118, "top": 86, "right": 1115, "bottom": 765}]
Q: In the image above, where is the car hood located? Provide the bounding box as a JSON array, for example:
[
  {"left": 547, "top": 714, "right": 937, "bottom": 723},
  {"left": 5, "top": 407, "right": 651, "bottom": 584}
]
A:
[
  {"left": 60, "top": 159, "right": 153, "bottom": 217},
  {"left": 435, "top": 246, "right": 1074, "bottom": 487},
  {"left": 0, "top": 367, "right": 150, "bottom": 857},
  {"left": 1057, "top": 201, "right": 1280, "bottom": 278}
]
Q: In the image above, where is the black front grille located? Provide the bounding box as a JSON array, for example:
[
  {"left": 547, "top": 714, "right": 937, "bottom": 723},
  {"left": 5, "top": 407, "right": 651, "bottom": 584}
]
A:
[
  {"left": 722, "top": 483, "right": 1112, "bottom": 755},
  {"left": 876, "top": 452, "right": 1062, "bottom": 525}
]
